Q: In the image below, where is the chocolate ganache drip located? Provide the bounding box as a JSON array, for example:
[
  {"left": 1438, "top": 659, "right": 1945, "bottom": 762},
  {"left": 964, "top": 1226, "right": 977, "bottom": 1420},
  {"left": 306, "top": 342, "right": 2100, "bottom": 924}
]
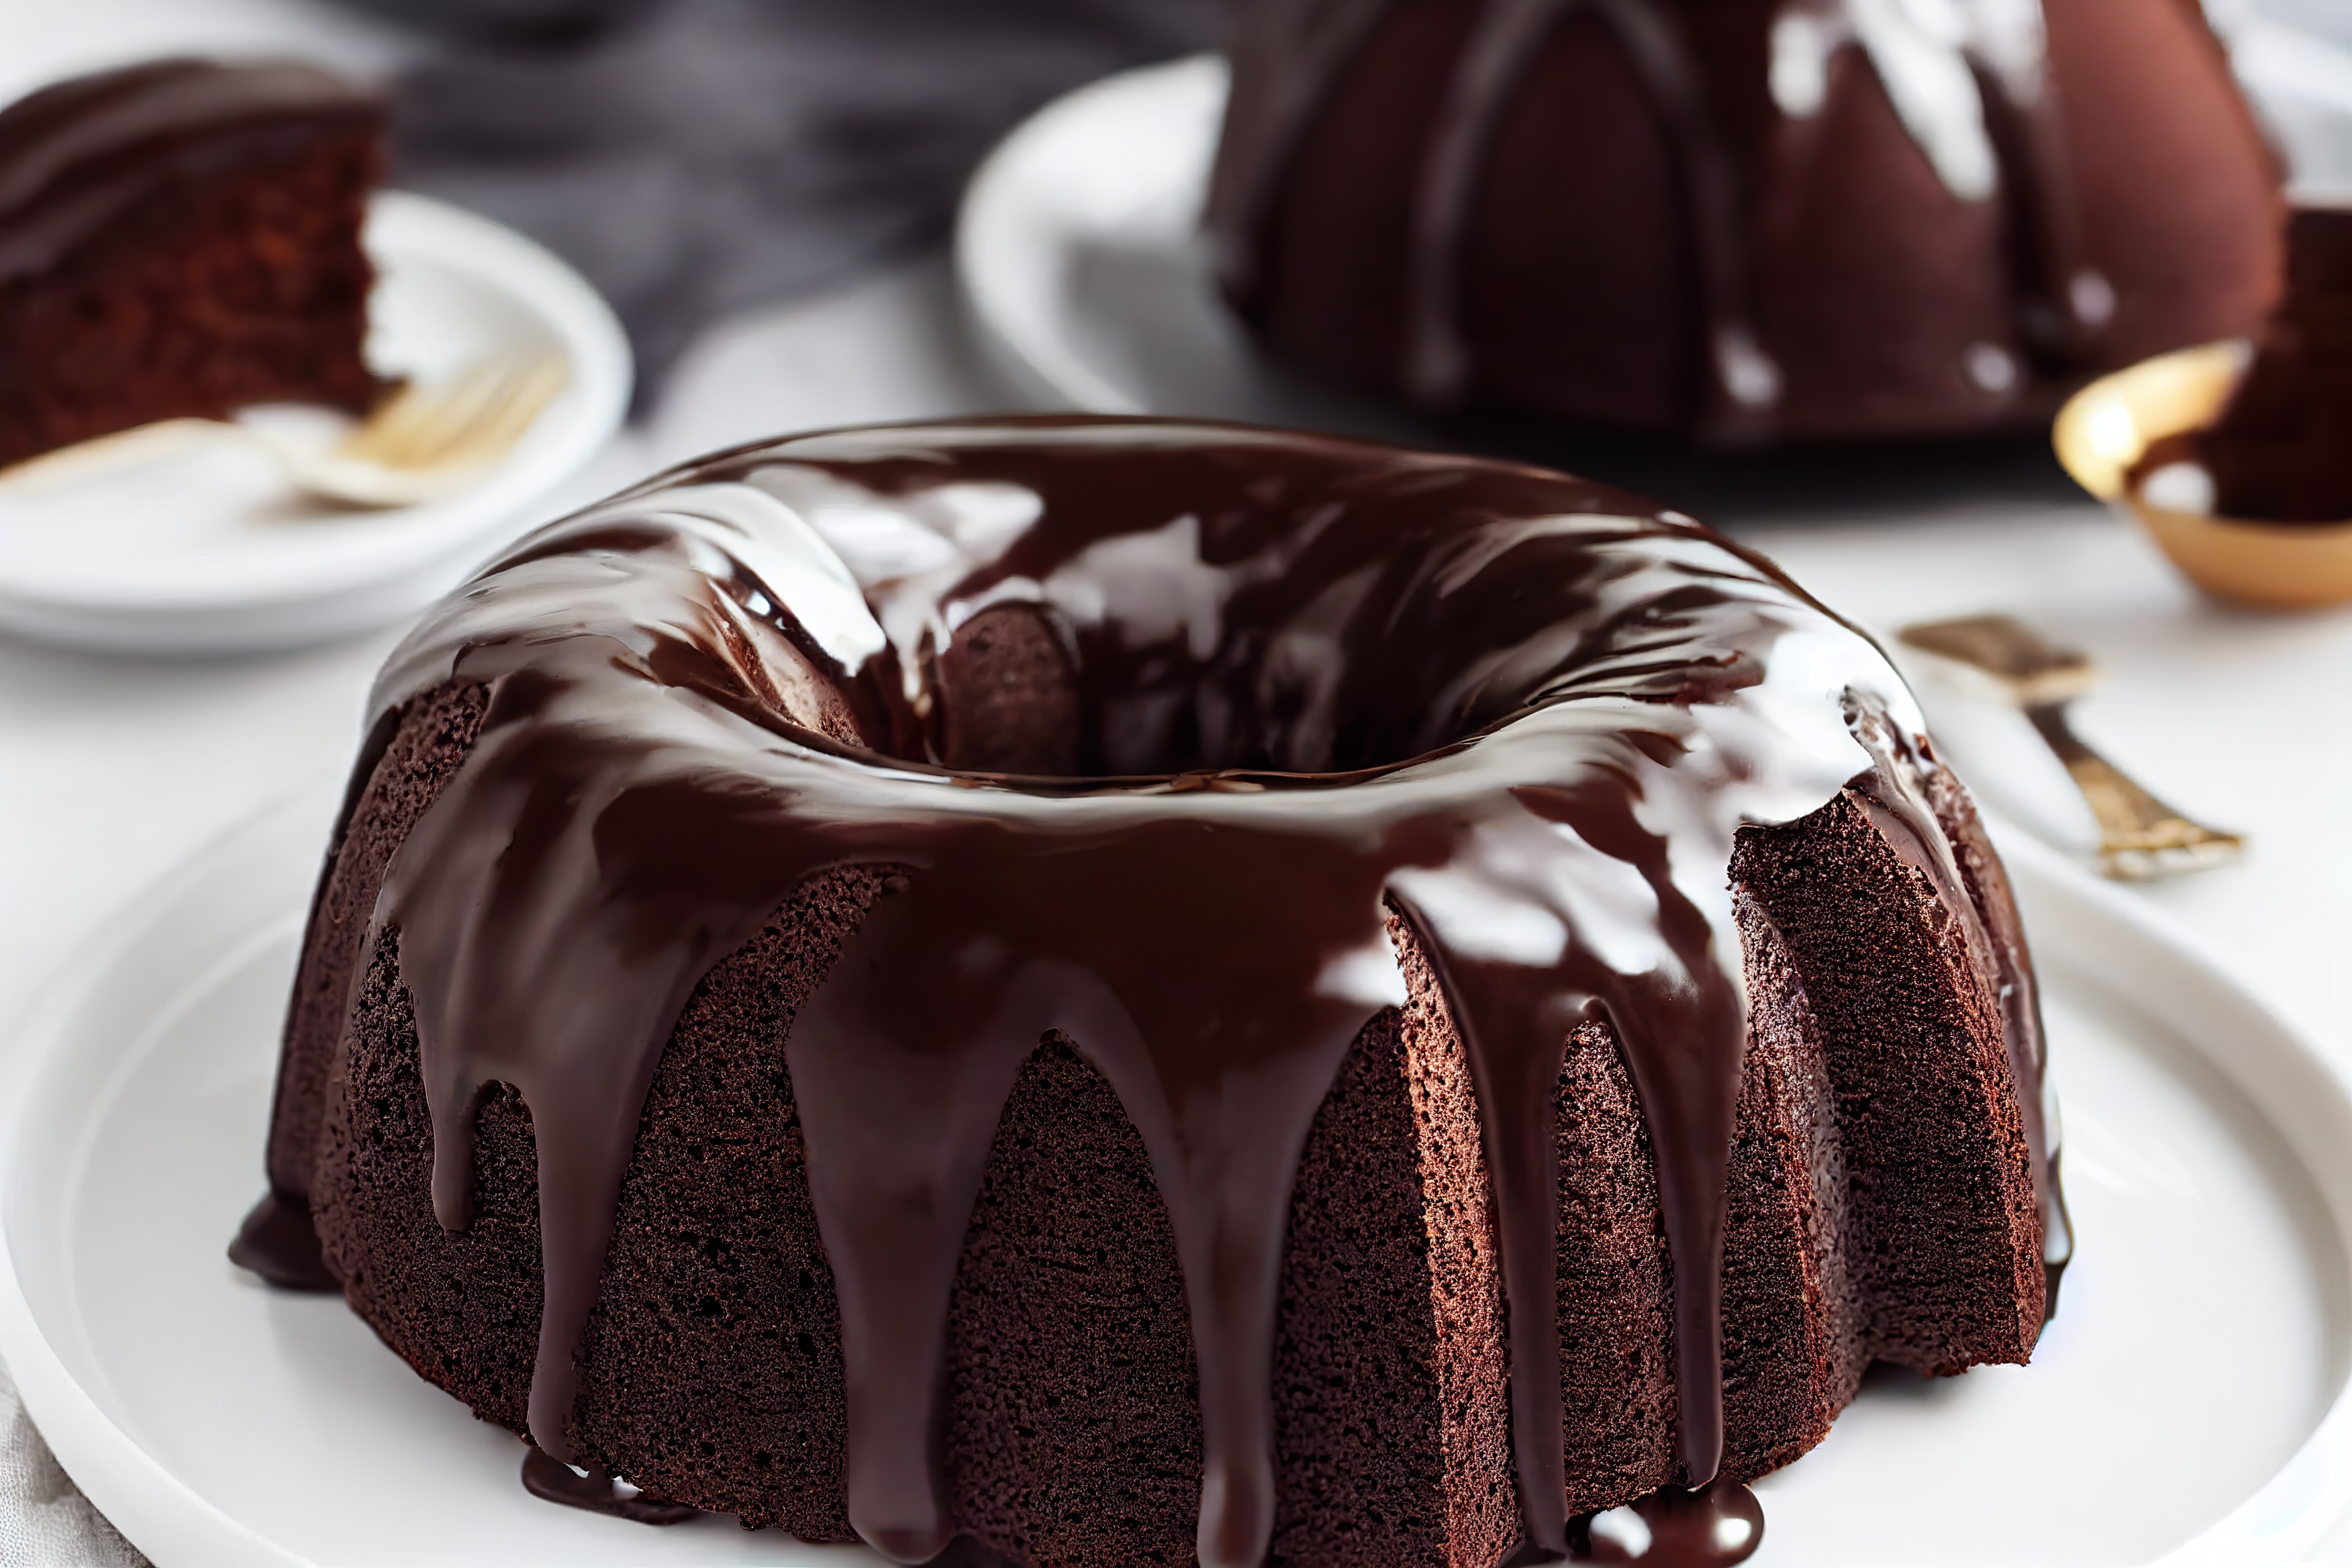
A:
[{"left": 348, "top": 418, "right": 2053, "bottom": 1566}]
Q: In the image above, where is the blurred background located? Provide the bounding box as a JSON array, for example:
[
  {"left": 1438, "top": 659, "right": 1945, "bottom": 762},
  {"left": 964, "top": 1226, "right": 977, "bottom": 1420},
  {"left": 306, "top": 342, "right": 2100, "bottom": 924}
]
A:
[{"left": 6, "top": 0, "right": 2343, "bottom": 454}]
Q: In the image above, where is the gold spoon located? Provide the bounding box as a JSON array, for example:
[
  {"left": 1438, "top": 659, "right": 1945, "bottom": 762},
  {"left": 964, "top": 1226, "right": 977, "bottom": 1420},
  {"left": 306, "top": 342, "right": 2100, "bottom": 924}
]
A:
[
  {"left": 1899, "top": 613, "right": 2244, "bottom": 881},
  {"left": 0, "top": 351, "right": 570, "bottom": 510}
]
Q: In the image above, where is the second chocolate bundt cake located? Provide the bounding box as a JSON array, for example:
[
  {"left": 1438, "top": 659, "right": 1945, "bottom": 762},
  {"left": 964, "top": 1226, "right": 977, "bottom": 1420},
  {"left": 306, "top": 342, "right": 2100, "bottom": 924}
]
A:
[
  {"left": 236, "top": 417, "right": 2064, "bottom": 1566},
  {"left": 1208, "top": 0, "right": 2284, "bottom": 444}
]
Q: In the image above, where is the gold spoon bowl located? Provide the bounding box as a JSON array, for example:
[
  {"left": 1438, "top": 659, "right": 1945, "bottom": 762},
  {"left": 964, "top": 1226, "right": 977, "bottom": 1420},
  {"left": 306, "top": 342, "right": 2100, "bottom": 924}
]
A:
[{"left": 2052, "top": 340, "right": 2352, "bottom": 609}]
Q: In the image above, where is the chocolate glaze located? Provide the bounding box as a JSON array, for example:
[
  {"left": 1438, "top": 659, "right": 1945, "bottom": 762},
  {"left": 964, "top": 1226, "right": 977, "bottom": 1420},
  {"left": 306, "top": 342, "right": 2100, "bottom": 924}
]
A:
[
  {"left": 226, "top": 1191, "right": 339, "bottom": 1292},
  {"left": 519, "top": 1446, "right": 703, "bottom": 1526},
  {"left": 1397, "top": 0, "right": 1772, "bottom": 434},
  {"left": 301, "top": 417, "right": 2053, "bottom": 1566},
  {"left": 1207, "top": 0, "right": 2126, "bottom": 439},
  {"left": 1570, "top": 1479, "right": 1763, "bottom": 1566},
  {"left": 0, "top": 59, "right": 382, "bottom": 284}
]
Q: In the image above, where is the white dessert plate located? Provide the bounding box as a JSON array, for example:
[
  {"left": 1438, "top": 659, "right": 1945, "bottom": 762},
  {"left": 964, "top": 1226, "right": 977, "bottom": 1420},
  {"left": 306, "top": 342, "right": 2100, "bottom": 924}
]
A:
[
  {"left": 957, "top": 55, "right": 1398, "bottom": 435},
  {"left": 956, "top": 44, "right": 2352, "bottom": 439},
  {"left": 1, "top": 788, "right": 2349, "bottom": 1567},
  {"left": 0, "top": 190, "right": 632, "bottom": 655}
]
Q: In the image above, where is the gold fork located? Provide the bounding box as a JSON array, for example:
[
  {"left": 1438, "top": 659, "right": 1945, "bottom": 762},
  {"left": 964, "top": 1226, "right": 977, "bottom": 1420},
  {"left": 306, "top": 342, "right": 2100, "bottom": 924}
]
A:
[
  {"left": 0, "top": 351, "right": 569, "bottom": 509},
  {"left": 304, "top": 352, "right": 570, "bottom": 505},
  {"left": 1898, "top": 614, "right": 2244, "bottom": 881}
]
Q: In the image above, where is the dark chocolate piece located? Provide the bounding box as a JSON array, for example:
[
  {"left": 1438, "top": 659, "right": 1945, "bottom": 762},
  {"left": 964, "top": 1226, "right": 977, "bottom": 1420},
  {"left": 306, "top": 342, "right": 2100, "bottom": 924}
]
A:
[{"left": 2139, "top": 207, "right": 2352, "bottom": 522}]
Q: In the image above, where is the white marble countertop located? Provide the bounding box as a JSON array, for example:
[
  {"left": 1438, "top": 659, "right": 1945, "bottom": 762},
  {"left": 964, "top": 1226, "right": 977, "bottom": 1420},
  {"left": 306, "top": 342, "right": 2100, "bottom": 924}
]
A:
[{"left": 3, "top": 1, "right": 2351, "bottom": 1563}]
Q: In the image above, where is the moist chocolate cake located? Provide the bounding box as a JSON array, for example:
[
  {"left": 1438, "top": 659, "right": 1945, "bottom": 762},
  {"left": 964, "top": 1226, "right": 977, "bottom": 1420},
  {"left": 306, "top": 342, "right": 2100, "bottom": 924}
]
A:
[
  {"left": 1207, "top": 0, "right": 2283, "bottom": 444},
  {"left": 0, "top": 59, "right": 385, "bottom": 469},
  {"left": 2132, "top": 206, "right": 2352, "bottom": 522},
  {"left": 235, "top": 418, "right": 2065, "bottom": 1567}
]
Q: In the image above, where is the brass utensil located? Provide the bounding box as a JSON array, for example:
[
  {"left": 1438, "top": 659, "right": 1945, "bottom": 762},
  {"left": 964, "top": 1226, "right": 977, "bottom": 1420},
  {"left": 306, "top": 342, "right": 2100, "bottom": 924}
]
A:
[
  {"left": 0, "top": 351, "right": 570, "bottom": 509},
  {"left": 1899, "top": 614, "right": 2244, "bottom": 881},
  {"left": 306, "top": 352, "right": 570, "bottom": 505}
]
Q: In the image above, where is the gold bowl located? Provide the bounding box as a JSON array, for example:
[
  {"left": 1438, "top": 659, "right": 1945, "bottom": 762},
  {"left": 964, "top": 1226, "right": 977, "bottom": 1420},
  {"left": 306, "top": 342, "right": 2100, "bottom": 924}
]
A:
[{"left": 2052, "top": 341, "right": 2352, "bottom": 609}]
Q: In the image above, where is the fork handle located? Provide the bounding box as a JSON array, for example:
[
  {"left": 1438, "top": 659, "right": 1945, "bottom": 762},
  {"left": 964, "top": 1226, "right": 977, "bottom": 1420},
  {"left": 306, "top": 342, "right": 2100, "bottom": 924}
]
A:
[{"left": 2023, "top": 703, "right": 2241, "bottom": 874}]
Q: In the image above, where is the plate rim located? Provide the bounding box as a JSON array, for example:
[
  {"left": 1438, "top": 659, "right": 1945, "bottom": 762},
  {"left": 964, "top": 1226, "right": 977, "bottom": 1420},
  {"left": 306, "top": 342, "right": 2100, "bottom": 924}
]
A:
[
  {"left": 955, "top": 53, "right": 1223, "bottom": 418},
  {"left": 0, "top": 795, "right": 333, "bottom": 1568},
  {"left": 3, "top": 796, "right": 2350, "bottom": 1566},
  {"left": 0, "top": 188, "right": 634, "bottom": 653},
  {"left": 1992, "top": 825, "right": 2352, "bottom": 1563}
]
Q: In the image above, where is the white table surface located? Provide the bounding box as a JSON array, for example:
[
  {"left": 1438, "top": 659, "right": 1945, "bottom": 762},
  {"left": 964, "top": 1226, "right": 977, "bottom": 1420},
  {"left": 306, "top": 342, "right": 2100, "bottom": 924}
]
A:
[{"left": 3, "top": 1, "right": 2351, "bottom": 1562}]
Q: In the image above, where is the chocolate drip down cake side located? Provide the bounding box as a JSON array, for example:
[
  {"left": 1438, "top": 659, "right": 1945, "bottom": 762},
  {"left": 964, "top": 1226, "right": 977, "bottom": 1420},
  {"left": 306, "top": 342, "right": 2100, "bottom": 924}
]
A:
[{"left": 233, "top": 418, "right": 2067, "bottom": 1567}]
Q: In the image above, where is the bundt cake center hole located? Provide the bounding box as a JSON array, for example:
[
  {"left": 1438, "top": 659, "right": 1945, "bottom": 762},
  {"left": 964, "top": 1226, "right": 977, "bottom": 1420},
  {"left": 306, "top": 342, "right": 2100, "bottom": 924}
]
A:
[{"left": 922, "top": 593, "right": 1515, "bottom": 782}]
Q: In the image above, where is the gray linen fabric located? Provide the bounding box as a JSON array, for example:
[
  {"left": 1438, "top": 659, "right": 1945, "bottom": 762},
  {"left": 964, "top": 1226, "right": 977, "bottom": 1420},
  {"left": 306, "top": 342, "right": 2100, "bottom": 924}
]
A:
[
  {"left": 0, "top": 1365, "right": 145, "bottom": 1568},
  {"left": 383, "top": 0, "right": 1224, "bottom": 400}
]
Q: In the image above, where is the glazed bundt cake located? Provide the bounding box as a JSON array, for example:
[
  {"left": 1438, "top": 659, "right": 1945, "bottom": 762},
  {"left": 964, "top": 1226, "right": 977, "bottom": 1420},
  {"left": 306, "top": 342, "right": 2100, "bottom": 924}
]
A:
[
  {"left": 235, "top": 417, "right": 2065, "bottom": 1566},
  {"left": 1206, "top": 0, "right": 2284, "bottom": 443},
  {"left": 0, "top": 59, "right": 386, "bottom": 469}
]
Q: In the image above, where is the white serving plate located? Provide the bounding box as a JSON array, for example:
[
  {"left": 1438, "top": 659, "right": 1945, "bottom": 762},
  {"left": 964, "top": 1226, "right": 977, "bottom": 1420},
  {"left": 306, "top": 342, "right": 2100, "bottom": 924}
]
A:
[
  {"left": 0, "top": 788, "right": 2348, "bottom": 1566},
  {"left": 0, "top": 190, "right": 632, "bottom": 654},
  {"left": 956, "top": 45, "right": 2352, "bottom": 433},
  {"left": 957, "top": 55, "right": 1392, "bottom": 433}
]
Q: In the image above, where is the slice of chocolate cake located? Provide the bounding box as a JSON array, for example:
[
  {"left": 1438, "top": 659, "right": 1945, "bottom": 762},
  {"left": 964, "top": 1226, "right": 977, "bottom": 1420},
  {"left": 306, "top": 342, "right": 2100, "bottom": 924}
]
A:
[{"left": 0, "top": 59, "right": 387, "bottom": 469}]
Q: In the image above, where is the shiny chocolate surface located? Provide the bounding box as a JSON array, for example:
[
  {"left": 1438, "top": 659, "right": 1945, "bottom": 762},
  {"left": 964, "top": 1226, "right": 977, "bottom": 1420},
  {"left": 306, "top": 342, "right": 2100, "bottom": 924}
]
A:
[{"left": 329, "top": 417, "right": 2050, "bottom": 1565}]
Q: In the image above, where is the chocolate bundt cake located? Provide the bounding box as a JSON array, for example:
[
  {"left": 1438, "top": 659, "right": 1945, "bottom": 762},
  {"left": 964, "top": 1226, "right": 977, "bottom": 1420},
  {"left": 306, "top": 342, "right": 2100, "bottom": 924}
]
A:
[
  {"left": 1207, "top": 0, "right": 2284, "bottom": 444},
  {"left": 235, "top": 418, "right": 2065, "bottom": 1566},
  {"left": 0, "top": 59, "right": 385, "bottom": 469}
]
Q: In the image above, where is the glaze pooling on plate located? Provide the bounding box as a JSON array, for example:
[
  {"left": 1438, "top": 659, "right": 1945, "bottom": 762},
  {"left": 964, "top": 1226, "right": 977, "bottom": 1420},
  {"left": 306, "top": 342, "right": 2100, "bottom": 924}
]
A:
[
  {"left": 519, "top": 1445, "right": 701, "bottom": 1526},
  {"left": 337, "top": 417, "right": 2055, "bottom": 1566}
]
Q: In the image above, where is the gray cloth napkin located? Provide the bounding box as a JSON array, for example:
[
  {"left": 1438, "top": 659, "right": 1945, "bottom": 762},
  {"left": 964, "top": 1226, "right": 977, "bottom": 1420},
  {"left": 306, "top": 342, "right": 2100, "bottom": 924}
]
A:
[
  {"left": 379, "top": 0, "right": 1225, "bottom": 402},
  {"left": 0, "top": 1364, "right": 144, "bottom": 1568}
]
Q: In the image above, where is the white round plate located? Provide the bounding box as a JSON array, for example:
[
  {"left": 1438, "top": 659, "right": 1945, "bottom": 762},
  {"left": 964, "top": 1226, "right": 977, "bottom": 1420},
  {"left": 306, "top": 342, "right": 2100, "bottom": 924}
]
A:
[
  {"left": 1, "top": 794, "right": 2349, "bottom": 1566},
  {"left": 0, "top": 191, "right": 632, "bottom": 654},
  {"left": 956, "top": 47, "right": 2352, "bottom": 429},
  {"left": 956, "top": 55, "right": 1418, "bottom": 440}
]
